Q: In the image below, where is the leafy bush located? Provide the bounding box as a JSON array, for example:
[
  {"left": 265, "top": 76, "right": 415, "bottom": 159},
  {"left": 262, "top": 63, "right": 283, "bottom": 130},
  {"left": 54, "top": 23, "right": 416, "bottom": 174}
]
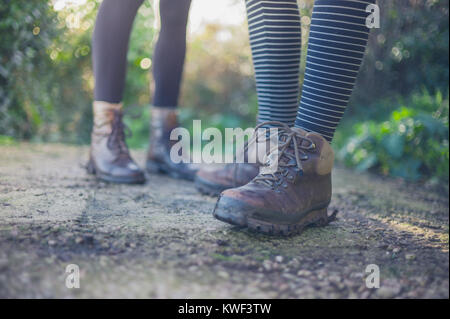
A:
[
  {"left": 0, "top": 1, "right": 59, "bottom": 139},
  {"left": 352, "top": 0, "right": 449, "bottom": 113},
  {"left": 0, "top": 0, "right": 154, "bottom": 143},
  {"left": 338, "top": 91, "right": 449, "bottom": 184}
]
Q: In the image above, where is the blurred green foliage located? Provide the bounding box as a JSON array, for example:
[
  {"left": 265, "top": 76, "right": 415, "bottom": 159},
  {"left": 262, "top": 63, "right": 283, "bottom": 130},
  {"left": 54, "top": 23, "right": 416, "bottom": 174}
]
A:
[
  {"left": 0, "top": 0, "right": 153, "bottom": 143},
  {"left": 0, "top": 0, "right": 448, "bottom": 185},
  {"left": 353, "top": 0, "right": 449, "bottom": 110},
  {"left": 337, "top": 90, "right": 449, "bottom": 183},
  {"left": 333, "top": 0, "right": 450, "bottom": 184},
  {"left": 0, "top": 0, "right": 60, "bottom": 140}
]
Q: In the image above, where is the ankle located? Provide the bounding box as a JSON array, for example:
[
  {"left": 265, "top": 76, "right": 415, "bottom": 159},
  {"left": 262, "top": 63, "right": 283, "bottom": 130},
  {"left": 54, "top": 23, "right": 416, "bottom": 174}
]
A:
[
  {"left": 93, "top": 101, "right": 122, "bottom": 113},
  {"left": 92, "top": 101, "right": 123, "bottom": 129},
  {"left": 150, "top": 106, "right": 178, "bottom": 130},
  {"left": 151, "top": 105, "right": 177, "bottom": 118},
  {"left": 293, "top": 123, "right": 333, "bottom": 143}
]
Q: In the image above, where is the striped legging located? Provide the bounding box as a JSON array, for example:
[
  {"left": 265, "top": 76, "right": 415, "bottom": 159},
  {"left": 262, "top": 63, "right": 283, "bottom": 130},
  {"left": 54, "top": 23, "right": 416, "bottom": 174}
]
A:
[{"left": 245, "top": 0, "right": 376, "bottom": 141}]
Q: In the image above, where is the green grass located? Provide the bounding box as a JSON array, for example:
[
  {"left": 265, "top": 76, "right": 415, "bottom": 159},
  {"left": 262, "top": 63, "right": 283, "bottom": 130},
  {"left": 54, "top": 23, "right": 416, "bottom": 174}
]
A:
[{"left": 0, "top": 135, "right": 16, "bottom": 146}]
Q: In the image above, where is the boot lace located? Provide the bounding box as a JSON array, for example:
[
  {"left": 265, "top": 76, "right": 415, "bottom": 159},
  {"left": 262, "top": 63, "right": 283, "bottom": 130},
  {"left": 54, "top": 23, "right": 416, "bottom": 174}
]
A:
[
  {"left": 105, "top": 109, "right": 132, "bottom": 156},
  {"left": 253, "top": 121, "right": 316, "bottom": 189}
]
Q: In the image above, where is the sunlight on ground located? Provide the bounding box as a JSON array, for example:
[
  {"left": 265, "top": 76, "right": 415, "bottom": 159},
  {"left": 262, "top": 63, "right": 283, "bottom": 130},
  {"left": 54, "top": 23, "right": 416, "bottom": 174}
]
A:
[{"left": 371, "top": 215, "right": 449, "bottom": 251}]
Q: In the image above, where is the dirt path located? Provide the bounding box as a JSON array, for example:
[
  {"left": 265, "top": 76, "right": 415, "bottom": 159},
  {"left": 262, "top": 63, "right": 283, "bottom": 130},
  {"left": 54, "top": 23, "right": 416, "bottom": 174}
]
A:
[{"left": 0, "top": 143, "right": 448, "bottom": 298}]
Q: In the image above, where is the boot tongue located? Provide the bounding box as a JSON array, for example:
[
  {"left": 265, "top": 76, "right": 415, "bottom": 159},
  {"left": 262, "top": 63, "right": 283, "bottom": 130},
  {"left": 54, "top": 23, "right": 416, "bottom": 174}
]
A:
[
  {"left": 93, "top": 102, "right": 123, "bottom": 134},
  {"left": 289, "top": 127, "right": 314, "bottom": 148},
  {"left": 151, "top": 107, "right": 179, "bottom": 146},
  {"left": 290, "top": 127, "right": 308, "bottom": 136},
  {"left": 151, "top": 107, "right": 178, "bottom": 131},
  {"left": 292, "top": 127, "right": 323, "bottom": 146}
]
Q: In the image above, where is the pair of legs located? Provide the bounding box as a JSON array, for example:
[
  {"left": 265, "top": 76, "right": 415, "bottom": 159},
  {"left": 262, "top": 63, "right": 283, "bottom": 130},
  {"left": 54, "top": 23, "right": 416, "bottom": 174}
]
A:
[
  {"left": 196, "top": 0, "right": 374, "bottom": 191},
  {"left": 93, "top": 0, "right": 190, "bottom": 107},
  {"left": 89, "top": 0, "right": 195, "bottom": 184},
  {"left": 210, "top": 0, "right": 375, "bottom": 235},
  {"left": 248, "top": 0, "right": 374, "bottom": 140}
]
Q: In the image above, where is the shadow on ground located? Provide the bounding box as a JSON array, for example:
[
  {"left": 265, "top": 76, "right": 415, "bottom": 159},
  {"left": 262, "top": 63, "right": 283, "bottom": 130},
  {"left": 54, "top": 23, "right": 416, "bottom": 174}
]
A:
[{"left": 0, "top": 143, "right": 448, "bottom": 298}]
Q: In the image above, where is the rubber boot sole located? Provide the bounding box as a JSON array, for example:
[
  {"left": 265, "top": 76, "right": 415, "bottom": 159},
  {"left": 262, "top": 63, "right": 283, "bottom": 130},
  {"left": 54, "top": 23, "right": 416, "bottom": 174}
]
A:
[
  {"left": 213, "top": 195, "right": 337, "bottom": 236},
  {"left": 246, "top": 207, "right": 335, "bottom": 236}
]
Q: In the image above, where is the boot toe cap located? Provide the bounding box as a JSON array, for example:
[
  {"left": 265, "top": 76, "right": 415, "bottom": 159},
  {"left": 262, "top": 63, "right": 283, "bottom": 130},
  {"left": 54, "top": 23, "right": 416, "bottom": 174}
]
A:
[
  {"left": 100, "top": 163, "right": 145, "bottom": 184},
  {"left": 213, "top": 192, "right": 257, "bottom": 227},
  {"left": 111, "top": 162, "right": 142, "bottom": 176}
]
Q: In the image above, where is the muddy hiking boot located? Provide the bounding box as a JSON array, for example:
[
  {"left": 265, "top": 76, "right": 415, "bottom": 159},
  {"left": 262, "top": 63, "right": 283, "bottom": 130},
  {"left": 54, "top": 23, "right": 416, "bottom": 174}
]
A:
[
  {"left": 146, "top": 107, "right": 198, "bottom": 181},
  {"left": 87, "top": 102, "right": 146, "bottom": 184},
  {"left": 213, "top": 121, "right": 338, "bottom": 236}
]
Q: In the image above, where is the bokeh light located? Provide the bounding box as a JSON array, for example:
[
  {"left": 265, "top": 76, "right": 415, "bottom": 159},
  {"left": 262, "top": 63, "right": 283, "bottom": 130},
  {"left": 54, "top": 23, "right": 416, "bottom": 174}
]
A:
[{"left": 140, "top": 58, "right": 152, "bottom": 70}]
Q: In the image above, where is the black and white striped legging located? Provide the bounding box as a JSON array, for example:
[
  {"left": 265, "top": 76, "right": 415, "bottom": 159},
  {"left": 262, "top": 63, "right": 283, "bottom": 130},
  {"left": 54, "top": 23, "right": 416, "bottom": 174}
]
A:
[{"left": 245, "top": 0, "right": 376, "bottom": 141}]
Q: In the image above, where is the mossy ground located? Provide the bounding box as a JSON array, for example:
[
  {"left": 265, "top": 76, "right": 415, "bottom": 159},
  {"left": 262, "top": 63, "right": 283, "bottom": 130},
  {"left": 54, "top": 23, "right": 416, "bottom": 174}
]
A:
[{"left": 0, "top": 143, "right": 448, "bottom": 298}]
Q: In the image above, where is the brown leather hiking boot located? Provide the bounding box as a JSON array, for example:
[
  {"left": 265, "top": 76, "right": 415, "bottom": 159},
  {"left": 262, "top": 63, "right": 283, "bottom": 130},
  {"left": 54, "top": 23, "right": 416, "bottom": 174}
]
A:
[
  {"left": 146, "top": 107, "right": 198, "bottom": 181},
  {"left": 87, "top": 102, "right": 146, "bottom": 184},
  {"left": 213, "top": 121, "right": 337, "bottom": 236}
]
